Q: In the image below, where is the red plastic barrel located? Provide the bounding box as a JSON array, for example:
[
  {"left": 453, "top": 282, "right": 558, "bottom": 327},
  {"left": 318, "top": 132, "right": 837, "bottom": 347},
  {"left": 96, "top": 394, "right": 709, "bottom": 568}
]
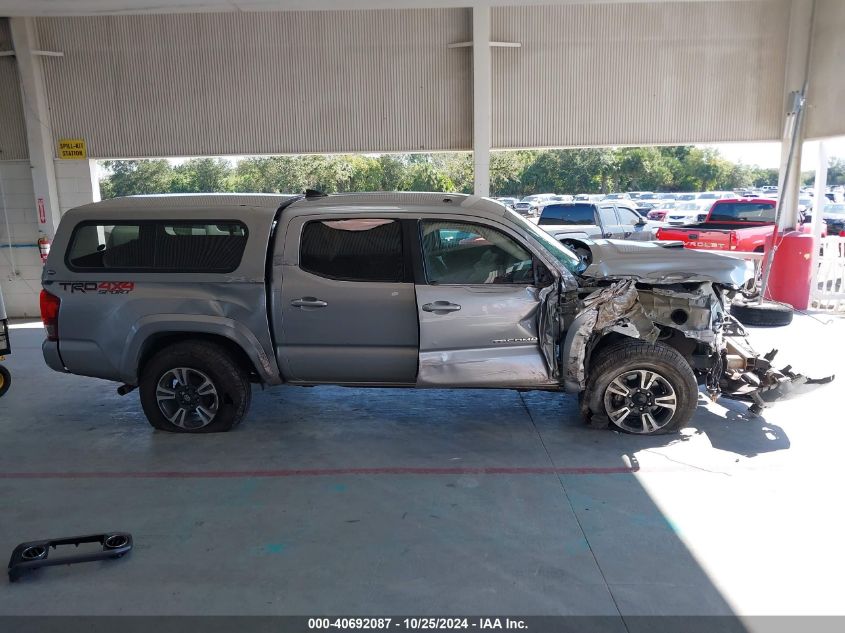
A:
[{"left": 762, "top": 230, "right": 816, "bottom": 310}]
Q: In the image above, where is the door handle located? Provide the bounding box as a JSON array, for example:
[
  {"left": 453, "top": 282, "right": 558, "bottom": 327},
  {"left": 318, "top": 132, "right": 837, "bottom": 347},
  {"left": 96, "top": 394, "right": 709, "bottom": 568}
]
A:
[
  {"left": 602, "top": 232, "right": 612, "bottom": 238},
  {"left": 624, "top": 231, "right": 632, "bottom": 238},
  {"left": 291, "top": 297, "right": 328, "bottom": 308},
  {"left": 422, "top": 301, "right": 461, "bottom": 313}
]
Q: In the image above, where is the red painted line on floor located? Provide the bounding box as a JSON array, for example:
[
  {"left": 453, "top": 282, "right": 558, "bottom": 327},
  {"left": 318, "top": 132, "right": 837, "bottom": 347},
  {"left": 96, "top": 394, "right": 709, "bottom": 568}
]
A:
[{"left": 0, "top": 466, "right": 635, "bottom": 479}]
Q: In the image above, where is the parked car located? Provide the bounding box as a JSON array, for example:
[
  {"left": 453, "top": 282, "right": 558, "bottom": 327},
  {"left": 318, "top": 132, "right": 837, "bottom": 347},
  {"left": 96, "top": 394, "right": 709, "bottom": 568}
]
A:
[
  {"left": 537, "top": 201, "right": 659, "bottom": 261},
  {"left": 602, "top": 193, "right": 631, "bottom": 201},
  {"left": 512, "top": 197, "right": 537, "bottom": 216},
  {"left": 697, "top": 191, "right": 735, "bottom": 203},
  {"left": 822, "top": 203, "right": 845, "bottom": 236},
  {"left": 40, "top": 193, "right": 818, "bottom": 436},
  {"left": 646, "top": 201, "right": 677, "bottom": 222},
  {"left": 656, "top": 198, "right": 784, "bottom": 252},
  {"left": 797, "top": 196, "right": 813, "bottom": 216},
  {"left": 637, "top": 195, "right": 661, "bottom": 205},
  {"left": 513, "top": 194, "right": 556, "bottom": 217},
  {"left": 663, "top": 200, "right": 714, "bottom": 225},
  {"left": 496, "top": 197, "right": 519, "bottom": 210},
  {"left": 627, "top": 192, "right": 655, "bottom": 200},
  {"left": 634, "top": 201, "right": 659, "bottom": 214}
]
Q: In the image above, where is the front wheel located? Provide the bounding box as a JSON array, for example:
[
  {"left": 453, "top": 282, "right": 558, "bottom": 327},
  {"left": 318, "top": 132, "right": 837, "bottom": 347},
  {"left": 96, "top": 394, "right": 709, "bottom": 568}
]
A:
[
  {"left": 139, "top": 341, "right": 251, "bottom": 433},
  {"left": 0, "top": 365, "right": 10, "bottom": 397},
  {"left": 583, "top": 340, "right": 698, "bottom": 435}
]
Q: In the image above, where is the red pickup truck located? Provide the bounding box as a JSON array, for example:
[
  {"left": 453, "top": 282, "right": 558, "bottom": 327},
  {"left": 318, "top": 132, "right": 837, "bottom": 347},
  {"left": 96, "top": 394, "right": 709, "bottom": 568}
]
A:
[{"left": 655, "top": 199, "right": 781, "bottom": 252}]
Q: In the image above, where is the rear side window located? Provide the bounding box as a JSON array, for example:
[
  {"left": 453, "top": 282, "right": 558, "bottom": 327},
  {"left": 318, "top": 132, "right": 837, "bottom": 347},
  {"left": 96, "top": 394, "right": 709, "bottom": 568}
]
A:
[
  {"left": 598, "top": 206, "right": 619, "bottom": 226},
  {"left": 300, "top": 219, "right": 404, "bottom": 282},
  {"left": 538, "top": 204, "right": 596, "bottom": 225},
  {"left": 617, "top": 208, "right": 641, "bottom": 224},
  {"left": 66, "top": 222, "right": 248, "bottom": 272}
]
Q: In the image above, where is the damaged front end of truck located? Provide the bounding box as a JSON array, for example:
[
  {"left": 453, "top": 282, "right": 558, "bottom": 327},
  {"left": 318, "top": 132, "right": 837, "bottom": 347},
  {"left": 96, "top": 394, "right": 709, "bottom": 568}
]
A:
[{"left": 548, "top": 240, "right": 832, "bottom": 427}]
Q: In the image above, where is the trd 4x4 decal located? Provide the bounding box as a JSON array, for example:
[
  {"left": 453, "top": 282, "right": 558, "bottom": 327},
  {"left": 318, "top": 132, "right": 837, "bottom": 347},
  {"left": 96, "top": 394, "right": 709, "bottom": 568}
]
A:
[{"left": 58, "top": 282, "right": 135, "bottom": 295}]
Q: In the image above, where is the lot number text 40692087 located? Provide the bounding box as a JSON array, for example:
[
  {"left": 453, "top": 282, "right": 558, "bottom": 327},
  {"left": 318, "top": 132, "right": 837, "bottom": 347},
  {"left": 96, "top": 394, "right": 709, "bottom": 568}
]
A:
[{"left": 307, "top": 618, "right": 528, "bottom": 631}]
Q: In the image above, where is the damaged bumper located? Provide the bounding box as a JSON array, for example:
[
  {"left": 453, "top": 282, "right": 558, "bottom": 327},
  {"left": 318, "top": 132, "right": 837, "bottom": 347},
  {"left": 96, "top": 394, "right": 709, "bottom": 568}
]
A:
[
  {"left": 559, "top": 278, "right": 833, "bottom": 414},
  {"left": 719, "top": 328, "right": 834, "bottom": 414}
]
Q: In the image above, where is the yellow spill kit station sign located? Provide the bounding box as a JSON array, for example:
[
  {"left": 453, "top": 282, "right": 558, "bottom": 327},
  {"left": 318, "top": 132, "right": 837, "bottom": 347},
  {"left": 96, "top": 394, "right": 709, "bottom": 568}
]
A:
[{"left": 58, "top": 139, "right": 86, "bottom": 159}]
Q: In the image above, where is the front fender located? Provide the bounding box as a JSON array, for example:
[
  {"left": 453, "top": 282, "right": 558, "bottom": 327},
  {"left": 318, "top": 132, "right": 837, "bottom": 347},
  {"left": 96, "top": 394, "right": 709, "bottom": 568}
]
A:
[
  {"left": 560, "top": 281, "right": 660, "bottom": 393},
  {"left": 120, "top": 314, "right": 281, "bottom": 386}
]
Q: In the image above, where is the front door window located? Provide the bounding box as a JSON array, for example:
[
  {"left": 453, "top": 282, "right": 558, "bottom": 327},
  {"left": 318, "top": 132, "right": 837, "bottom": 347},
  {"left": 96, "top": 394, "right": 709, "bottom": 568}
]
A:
[{"left": 420, "top": 221, "right": 534, "bottom": 285}]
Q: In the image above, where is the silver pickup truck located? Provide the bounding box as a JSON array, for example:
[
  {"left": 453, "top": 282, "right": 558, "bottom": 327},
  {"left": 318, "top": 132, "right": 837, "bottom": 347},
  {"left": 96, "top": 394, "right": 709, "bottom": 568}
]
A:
[
  {"left": 40, "top": 192, "right": 821, "bottom": 435},
  {"left": 538, "top": 201, "right": 660, "bottom": 263}
]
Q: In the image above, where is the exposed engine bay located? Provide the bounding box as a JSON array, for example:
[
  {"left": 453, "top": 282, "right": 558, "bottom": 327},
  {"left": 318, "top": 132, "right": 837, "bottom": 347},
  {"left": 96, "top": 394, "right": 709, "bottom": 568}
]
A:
[{"left": 552, "top": 240, "right": 834, "bottom": 414}]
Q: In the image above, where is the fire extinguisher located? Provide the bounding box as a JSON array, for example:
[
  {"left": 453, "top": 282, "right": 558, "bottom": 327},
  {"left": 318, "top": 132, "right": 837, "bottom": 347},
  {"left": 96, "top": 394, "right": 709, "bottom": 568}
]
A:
[{"left": 38, "top": 233, "right": 51, "bottom": 264}]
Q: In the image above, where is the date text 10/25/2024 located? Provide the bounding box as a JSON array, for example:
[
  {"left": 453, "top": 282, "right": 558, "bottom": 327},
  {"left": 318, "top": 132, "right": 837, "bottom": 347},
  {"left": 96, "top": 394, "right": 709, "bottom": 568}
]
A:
[{"left": 308, "top": 618, "right": 527, "bottom": 631}]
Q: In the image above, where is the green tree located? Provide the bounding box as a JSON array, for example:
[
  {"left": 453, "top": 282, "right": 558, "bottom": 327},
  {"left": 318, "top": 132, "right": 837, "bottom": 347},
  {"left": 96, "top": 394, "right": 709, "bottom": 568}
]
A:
[
  {"left": 827, "top": 157, "right": 845, "bottom": 186},
  {"left": 400, "top": 160, "right": 456, "bottom": 192},
  {"left": 99, "top": 144, "right": 788, "bottom": 200},
  {"left": 171, "top": 158, "right": 233, "bottom": 193},
  {"left": 490, "top": 150, "right": 535, "bottom": 196},
  {"left": 99, "top": 160, "right": 174, "bottom": 198}
]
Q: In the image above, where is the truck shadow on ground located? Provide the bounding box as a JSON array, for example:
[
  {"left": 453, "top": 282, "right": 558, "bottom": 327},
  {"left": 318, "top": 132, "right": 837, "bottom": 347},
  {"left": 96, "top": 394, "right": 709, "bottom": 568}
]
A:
[{"left": 606, "top": 394, "right": 791, "bottom": 464}]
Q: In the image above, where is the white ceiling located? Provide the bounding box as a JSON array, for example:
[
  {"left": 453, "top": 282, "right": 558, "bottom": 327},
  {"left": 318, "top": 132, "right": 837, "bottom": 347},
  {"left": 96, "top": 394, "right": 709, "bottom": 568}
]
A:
[{"left": 0, "top": 0, "right": 766, "bottom": 18}]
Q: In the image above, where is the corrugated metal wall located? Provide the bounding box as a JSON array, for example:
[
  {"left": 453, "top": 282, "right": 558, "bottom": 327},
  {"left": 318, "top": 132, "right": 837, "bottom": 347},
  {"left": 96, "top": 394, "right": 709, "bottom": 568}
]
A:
[
  {"left": 0, "top": 18, "right": 29, "bottom": 160},
  {"left": 491, "top": 0, "right": 791, "bottom": 149},
  {"left": 35, "top": 9, "right": 472, "bottom": 158},
  {"left": 5, "top": 1, "right": 841, "bottom": 159},
  {"left": 806, "top": 0, "right": 845, "bottom": 139}
]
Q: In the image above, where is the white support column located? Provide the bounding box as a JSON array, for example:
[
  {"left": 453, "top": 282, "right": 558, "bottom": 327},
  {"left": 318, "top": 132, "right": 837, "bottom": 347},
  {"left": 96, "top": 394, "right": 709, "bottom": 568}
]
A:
[
  {"left": 810, "top": 142, "right": 827, "bottom": 243},
  {"left": 472, "top": 6, "right": 492, "bottom": 198},
  {"left": 10, "top": 17, "right": 61, "bottom": 237},
  {"left": 809, "top": 141, "right": 828, "bottom": 306},
  {"left": 775, "top": 0, "right": 816, "bottom": 231}
]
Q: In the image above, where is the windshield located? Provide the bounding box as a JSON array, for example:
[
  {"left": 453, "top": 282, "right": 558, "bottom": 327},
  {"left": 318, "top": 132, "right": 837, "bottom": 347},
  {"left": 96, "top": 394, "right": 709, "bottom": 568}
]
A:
[
  {"left": 825, "top": 204, "right": 845, "bottom": 215},
  {"left": 604, "top": 194, "right": 624, "bottom": 200},
  {"left": 698, "top": 193, "right": 719, "bottom": 199},
  {"left": 538, "top": 203, "right": 595, "bottom": 225},
  {"left": 708, "top": 202, "right": 775, "bottom": 222},
  {"left": 677, "top": 194, "right": 696, "bottom": 201},
  {"left": 506, "top": 210, "right": 583, "bottom": 273}
]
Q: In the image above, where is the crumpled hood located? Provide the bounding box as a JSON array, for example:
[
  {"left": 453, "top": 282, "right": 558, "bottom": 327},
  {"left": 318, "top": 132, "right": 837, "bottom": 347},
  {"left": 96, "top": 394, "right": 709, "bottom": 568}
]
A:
[{"left": 581, "top": 239, "right": 750, "bottom": 286}]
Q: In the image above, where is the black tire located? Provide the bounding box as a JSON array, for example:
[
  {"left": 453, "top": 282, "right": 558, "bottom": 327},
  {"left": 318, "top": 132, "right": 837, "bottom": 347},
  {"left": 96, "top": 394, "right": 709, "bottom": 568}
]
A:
[
  {"left": 583, "top": 340, "right": 698, "bottom": 435},
  {"left": 0, "top": 365, "right": 10, "bottom": 398},
  {"left": 139, "top": 341, "right": 251, "bottom": 433},
  {"left": 731, "top": 301, "right": 793, "bottom": 327}
]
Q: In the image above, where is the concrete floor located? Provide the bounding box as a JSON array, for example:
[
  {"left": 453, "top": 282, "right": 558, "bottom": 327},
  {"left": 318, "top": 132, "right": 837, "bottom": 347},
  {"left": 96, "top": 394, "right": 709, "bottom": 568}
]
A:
[{"left": 1, "top": 315, "right": 844, "bottom": 623}]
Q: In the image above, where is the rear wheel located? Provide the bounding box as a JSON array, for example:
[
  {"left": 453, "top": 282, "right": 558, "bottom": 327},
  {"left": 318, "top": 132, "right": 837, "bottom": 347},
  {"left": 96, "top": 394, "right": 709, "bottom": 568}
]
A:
[
  {"left": 139, "top": 341, "right": 251, "bottom": 433},
  {"left": 583, "top": 340, "right": 698, "bottom": 435}
]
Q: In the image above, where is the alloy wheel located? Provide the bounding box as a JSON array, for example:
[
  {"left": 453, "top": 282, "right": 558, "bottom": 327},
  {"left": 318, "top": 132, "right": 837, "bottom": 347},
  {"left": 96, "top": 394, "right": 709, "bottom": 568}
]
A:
[
  {"left": 602, "top": 368, "right": 677, "bottom": 434},
  {"left": 155, "top": 367, "right": 220, "bottom": 430}
]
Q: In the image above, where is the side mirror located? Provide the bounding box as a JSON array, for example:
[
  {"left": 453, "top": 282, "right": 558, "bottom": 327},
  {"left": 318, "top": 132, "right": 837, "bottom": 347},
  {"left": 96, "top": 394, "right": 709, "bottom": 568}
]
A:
[{"left": 636, "top": 217, "right": 648, "bottom": 226}]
